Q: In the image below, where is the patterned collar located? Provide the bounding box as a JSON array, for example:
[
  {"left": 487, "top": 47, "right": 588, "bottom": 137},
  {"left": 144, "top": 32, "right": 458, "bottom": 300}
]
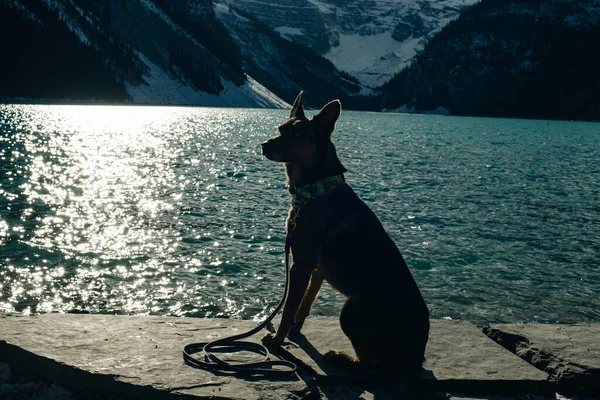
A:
[{"left": 288, "top": 174, "right": 346, "bottom": 209}]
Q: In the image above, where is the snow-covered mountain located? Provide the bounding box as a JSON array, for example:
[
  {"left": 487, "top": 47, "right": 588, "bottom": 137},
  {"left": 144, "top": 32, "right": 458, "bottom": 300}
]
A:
[
  {"left": 214, "top": 1, "right": 369, "bottom": 109},
  {"left": 1, "top": 0, "right": 289, "bottom": 108},
  {"left": 4, "top": 0, "right": 598, "bottom": 120},
  {"left": 2, "top": 0, "right": 482, "bottom": 109},
  {"left": 222, "top": 0, "right": 479, "bottom": 88}
]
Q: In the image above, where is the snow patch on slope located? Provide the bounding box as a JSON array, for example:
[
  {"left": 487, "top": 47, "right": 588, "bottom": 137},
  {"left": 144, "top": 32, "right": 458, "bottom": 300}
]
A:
[
  {"left": 232, "top": 0, "right": 479, "bottom": 88},
  {"left": 307, "top": 0, "right": 335, "bottom": 15},
  {"left": 215, "top": 1, "right": 251, "bottom": 23},
  {"left": 127, "top": 55, "right": 289, "bottom": 108},
  {"left": 326, "top": 32, "right": 422, "bottom": 88},
  {"left": 244, "top": 76, "right": 291, "bottom": 108},
  {"left": 275, "top": 26, "right": 305, "bottom": 39}
]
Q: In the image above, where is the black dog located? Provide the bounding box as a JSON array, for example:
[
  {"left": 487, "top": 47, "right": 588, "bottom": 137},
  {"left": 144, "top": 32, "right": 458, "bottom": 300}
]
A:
[{"left": 261, "top": 92, "right": 429, "bottom": 377}]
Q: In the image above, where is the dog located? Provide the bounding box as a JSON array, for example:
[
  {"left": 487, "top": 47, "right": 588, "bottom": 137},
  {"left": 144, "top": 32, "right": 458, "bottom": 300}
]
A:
[{"left": 260, "top": 92, "right": 430, "bottom": 378}]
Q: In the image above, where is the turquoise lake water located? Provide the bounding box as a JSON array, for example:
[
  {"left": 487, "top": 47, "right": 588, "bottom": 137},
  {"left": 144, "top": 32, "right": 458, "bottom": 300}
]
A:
[{"left": 0, "top": 104, "right": 599, "bottom": 323}]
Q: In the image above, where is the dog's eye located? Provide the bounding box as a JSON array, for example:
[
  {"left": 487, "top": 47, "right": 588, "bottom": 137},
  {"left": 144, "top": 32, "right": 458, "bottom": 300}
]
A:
[{"left": 293, "top": 131, "right": 302, "bottom": 137}]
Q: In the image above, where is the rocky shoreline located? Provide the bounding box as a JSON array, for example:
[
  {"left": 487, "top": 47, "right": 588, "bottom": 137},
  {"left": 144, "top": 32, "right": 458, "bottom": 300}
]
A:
[{"left": 0, "top": 313, "right": 598, "bottom": 399}]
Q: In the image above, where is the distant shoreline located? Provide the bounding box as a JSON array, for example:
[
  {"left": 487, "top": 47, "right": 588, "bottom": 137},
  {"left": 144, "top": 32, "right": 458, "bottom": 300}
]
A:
[
  {"left": 0, "top": 97, "right": 279, "bottom": 109},
  {"left": 3, "top": 99, "right": 600, "bottom": 123}
]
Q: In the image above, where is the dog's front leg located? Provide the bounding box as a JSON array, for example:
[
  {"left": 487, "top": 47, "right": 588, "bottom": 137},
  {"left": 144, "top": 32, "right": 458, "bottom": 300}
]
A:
[
  {"left": 262, "top": 262, "right": 313, "bottom": 347},
  {"left": 291, "top": 268, "right": 324, "bottom": 334}
]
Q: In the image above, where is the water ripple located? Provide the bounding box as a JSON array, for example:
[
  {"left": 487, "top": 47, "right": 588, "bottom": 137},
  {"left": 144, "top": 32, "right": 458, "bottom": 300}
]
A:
[{"left": 1, "top": 105, "right": 599, "bottom": 323}]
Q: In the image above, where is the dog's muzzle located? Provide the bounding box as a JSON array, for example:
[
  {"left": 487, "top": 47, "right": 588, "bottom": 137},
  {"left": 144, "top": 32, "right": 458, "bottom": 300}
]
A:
[
  {"left": 261, "top": 139, "right": 289, "bottom": 162},
  {"left": 261, "top": 141, "right": 279, "bottom": 160}
]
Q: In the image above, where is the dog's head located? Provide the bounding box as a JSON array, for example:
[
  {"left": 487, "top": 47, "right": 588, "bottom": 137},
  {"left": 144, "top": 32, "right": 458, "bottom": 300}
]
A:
[{"left": 261, "top": 91, "right": 341, "bottom": 170}]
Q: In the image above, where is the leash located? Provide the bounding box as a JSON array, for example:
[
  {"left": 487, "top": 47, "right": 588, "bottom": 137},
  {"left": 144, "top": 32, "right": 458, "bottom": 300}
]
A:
[
  {"left": 182, "top": 233, "right": 297, "bottom": 376},
  {"left": 183, "top": 175, "right": 344, "bottom": 376}
]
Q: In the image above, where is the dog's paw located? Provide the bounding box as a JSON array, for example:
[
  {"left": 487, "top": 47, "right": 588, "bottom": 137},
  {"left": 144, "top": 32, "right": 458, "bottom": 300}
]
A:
[
  {"left": 323, "top": 350, "right": 359, "bottom": 369},
  {"left": 323, "top": 351, "right": 364, "bottom": 373},
  {"left": 261, "top": 332, "right": 284, "bottom": 348}
]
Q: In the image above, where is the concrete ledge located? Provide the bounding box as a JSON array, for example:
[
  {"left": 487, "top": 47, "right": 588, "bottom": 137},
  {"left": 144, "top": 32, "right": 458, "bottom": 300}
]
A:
[
  {"left": 484, "top": 323, "right": 600, "bottom": 396},
  {"left": 0, "top": 313, "right": 572, "bottom": 399}
]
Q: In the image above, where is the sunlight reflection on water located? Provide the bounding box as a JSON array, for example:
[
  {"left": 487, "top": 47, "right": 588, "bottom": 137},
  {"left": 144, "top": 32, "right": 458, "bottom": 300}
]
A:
[
  {"left": 1, "top": 104, "right": 599, "bottom": 323},
  {"left": 1, "top": 104, "right": 291, "bottom": 319}
]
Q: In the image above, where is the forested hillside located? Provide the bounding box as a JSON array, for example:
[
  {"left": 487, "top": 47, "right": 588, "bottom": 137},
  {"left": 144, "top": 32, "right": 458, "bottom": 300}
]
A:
[
  {"left": 0, "top": 0, "right": 285, "bottom": 107},
  {"left": 0, "top": 0, "right": 130, "bottom": 101},
  {"left": 379, "top": 0, "right": 600, "bottom": 121}
]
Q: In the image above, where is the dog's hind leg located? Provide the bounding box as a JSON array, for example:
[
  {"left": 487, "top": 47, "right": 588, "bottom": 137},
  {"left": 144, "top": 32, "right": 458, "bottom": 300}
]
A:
[
  {"left": 326, "top": 296, "right": 429, "bottom": 378},
  {"left": 291, "top": 269, "right": 324, "bottom": 333}
]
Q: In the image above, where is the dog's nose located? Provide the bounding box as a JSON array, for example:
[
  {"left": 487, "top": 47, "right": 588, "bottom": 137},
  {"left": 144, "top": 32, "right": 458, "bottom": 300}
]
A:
[{"left": 260, "top": 141, "right": 269, "bottom": 155}]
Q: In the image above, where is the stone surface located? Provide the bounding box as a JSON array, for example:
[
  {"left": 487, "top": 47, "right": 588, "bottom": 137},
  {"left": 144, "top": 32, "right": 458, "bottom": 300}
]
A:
[
  {"left": 0, "top": 314, "right": 558, "bottom": 399},
  {"left": 484, "top": 324, "right": 600, "bottom": 396},
  {"left": 0, "top": 313, "right": 307, "bottom": 400},
  {"left": 287, "top": 318, "right": 552, "bottom": 396},
  {"left": 448, "top": 395, "right": 521, "bottom": 400}
]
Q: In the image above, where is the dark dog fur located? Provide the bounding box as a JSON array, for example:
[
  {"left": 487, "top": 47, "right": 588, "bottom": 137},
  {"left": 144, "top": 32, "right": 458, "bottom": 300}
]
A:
[{"left": 260, "top": 92, "right": 430, "bottom": 378}]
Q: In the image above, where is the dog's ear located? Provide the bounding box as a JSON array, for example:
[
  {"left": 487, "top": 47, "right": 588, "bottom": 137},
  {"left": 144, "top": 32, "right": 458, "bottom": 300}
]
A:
[
  {"left": 290, "top": 91, "right": 305, "bottom": 120},
  {"left": 312, "top": 99, "right": 341, "bottom": 137}
]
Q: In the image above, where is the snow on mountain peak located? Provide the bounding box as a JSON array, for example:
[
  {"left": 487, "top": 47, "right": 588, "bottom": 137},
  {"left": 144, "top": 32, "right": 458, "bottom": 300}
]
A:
[{"left": 225, "top": 0, "right": 479, "bottom": 88}]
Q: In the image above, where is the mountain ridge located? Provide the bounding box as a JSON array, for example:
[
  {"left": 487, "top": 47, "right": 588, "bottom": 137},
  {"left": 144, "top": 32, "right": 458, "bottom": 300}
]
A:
[
  {"left": 2, "top": 0, "right": 600, "bottom": 121},
  {"left": 1, "top": 0, "right": 289, "bottom": 108},
  {"left": 223, "top": 0, "right": 479, "bottom": 88}
]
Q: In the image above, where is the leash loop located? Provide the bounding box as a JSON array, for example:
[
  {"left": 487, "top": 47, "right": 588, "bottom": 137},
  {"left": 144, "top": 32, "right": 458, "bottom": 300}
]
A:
[{"left": 182, "top": 233, "right": 296, "bottom": 376}]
